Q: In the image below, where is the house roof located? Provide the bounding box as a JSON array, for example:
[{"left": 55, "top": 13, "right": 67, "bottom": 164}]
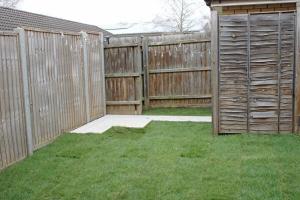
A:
[
  {"left": 113, "top": 31, "right": 200, "bottom": 38},
  {"left": 0, "top": 6, "right": 112, "bottom": 35}
]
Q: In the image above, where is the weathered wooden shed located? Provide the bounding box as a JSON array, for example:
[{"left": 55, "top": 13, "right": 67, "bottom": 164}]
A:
[{"left": 206, "top": 0, "right": 300, "bottom": 134}]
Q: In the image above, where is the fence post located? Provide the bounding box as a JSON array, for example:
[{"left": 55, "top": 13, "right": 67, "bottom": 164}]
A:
[
  {"left": 81, "top": 32, "right": 91, "bottom": 123},
  {"left": 15, "top": 27, "right": 33, "bottom": 155},
  {"left": 295, "top": 2, "right": 300, "bottom": 133},
  {"left": 142, "top": 37, "right": 150, "bottom": 109},
  {"left": 136, "top": 37, "right": 143, "bottom": 114},
  {"left": 99, "top": 32, "right": 107, "bottom": 115}
]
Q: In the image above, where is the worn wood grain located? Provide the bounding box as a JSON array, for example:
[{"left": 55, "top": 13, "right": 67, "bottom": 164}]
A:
[
  {"left": 0, "top": 33, "right": 27, "bottom": 170},
  {"left": 217, "top": 12, "right": 295, "bottom": 134},
  {"left": 104, "top": 37, "right": 143, "bottom": 114},
  {"left": 0, "top": 29, "right": 106, "bottom": 171},
  {"left": 146, "top": 33, "right": 212, "bottom": 108}
]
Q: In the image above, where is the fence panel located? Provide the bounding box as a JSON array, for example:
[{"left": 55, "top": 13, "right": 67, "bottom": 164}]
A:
[
  {"left": 104, "top": 33, "right": 212, "bottom": 114},
  {"left": 87, "top": 33, "right": 106, "bottom": 120},
  {"left": 0, "top": 28, "right": 106, "bottom": 171},
  {"left": 146, "top": 33, "right": 211, "bottom": 108},
  {"left": 0, "top": 32, "right": 28, "bottom": 170},
  {"left": 104, "top": 37, "right": 143, "bottom": 114},
  {"left": 26, "top": 30, "right": 88, "bottom": 149}
]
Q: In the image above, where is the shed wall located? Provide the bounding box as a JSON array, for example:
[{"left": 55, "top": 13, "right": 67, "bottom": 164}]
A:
[{"left": 212, "top": 1, "right": 297, "bottom": 134}]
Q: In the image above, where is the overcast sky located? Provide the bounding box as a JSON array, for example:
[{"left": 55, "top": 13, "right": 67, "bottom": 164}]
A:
[{"left": 17, "top": 0, "right": 210, "bottom": 33}]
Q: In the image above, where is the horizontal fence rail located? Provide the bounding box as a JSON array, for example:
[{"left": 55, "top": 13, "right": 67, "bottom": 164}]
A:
[
  {"left": 104, "top": 33, "right": 212, "bottom": 114},
  {"left": 0, "top": 28, "right": 106, "bottom": 171}
]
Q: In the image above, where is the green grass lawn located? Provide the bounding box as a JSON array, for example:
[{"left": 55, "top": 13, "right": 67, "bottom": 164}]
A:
[
  {"left": 1, "top": 122, "right": 300, "bottom": 200},
  {"left": 142, "top": 107, "right": 212, "bottom": 116}
]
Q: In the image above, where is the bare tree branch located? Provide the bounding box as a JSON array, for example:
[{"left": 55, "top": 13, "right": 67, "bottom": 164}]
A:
[
  {"left": 153, "top": 0, "right": 197, "bottom": 33},
  {"left": 153, "top": 0, "right": 210, "bottom": 33},
  {"left": 0, "top": 0, "right": 21, "bottom": 8}
]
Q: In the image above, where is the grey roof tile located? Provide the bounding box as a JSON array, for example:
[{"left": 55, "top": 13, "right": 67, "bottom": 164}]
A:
[{"left": 0, "top": 6, "right": 112, "bottom": 35}]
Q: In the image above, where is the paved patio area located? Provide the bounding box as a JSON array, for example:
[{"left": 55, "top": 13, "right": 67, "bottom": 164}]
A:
[{"left": 72, "top": 115, "right": 212, "bottom": 134}]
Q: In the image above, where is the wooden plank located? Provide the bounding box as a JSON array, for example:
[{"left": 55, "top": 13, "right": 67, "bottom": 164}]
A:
[
  {"left": 136, "top": 41, "right": 143, "bottom": 114},
  {"left": 22, "top": 27, "right": 81, "bottom": 36},
  {"left": 149, "top": 67, "right": 211, "bottom": 74},
  {"left": 149, "top": 95, "right": 212, "bottom": 100},
  {"left": 7, "top": 35, "right": 20, "bottom": 163},
  {"left": 142, "top": 37, "right": 150, "bottom": 109},
  {"left": 279, "top": 12, "right": 295, "bottom": 133},
  {"left": 10, "top": 34, "right": 22, "bottom": 160},
  {"left": 105, "top": 73, "right": 140, "bottom": 78},
  {"left": 86, "top": 32, "right": 106, "bottom": 120},
  {"left": 106, "top": 101, "right": 141, "bottom": 105},
  {"left": 148, "top": 39, "right": 211, "bottom": 46},
  {"left": 99, "top": 32, "right": 107, "bottom": 116},
  {"left": 105, "top": 43, "right": 140, "bottom": 48},
  {"left": 81, "top": 32, "right": 90, "bottom": 123},
  {"left": 3, "top": 35, "right": 15, "bottom": 165}
]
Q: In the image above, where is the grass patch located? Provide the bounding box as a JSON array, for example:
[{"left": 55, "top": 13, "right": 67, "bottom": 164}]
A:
[
  {"left": 1, "top": 122, "right": 300, "bottom": 200},
  {"left": 143, "top": 107, "right": 212, "bottom": 116}
]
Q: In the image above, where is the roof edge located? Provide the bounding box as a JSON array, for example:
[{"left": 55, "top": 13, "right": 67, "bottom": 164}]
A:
[
  {"left": 208, "top": 0, "right": 297, "bottom": 7},
  {"left": 0, "top": 6, "right": 112, "bottom": 35}
]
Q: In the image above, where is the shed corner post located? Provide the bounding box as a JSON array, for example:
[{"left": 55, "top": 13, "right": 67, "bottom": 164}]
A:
[
  {"left": 211, "top": 9, "right": 220, "bottom": 136},
  {"left": 15, "top": 27, "right": 34, "bottom": 155},
  {"left": 80, "top": 31, "right": 91, "bottom": 123},
  {"left": 99, "top": 32, "right": 107, "bottom": 116},
  {"left": 295, "top": 1, "right": 300, "bottom": 134}
]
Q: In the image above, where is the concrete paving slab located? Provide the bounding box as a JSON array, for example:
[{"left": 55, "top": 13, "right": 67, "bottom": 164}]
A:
[{"left": 72, "top": 115, "right": 212, "bottom": 134}]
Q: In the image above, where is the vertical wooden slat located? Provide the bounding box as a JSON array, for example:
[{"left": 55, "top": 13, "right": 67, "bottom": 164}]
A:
[
  {"left": 99, "top": 32, "right": 107, "bottom": 116},
  {"left": 142, "top": 37, "right": 150, "bottom": 109},
  {"left": 136, "top": 42, "right": 143, "bottom": 114},
  {"left": 7, "top": 35, "right": 19, "bottom": 161},
  {"left": 0, "top": 35, "right": 10, "bottom": 167},
  {"left": 279, "top": 12, "right": 295, "bottom": 133},
  {"left": 81, "top": 32, "right": 90, "bottom": 123}
]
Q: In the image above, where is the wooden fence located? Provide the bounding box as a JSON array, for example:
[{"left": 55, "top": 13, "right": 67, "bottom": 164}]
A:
[
  {"left": 104, "top": 37, "right": 143, "bottom": 114},
  {"left": 104, "top": 33, "right": 211, "bottom": 114},
  {"left": 0, "top": 32, "right": 28, "bottom": 170},
  {"left": 0, "top": 28, "right": 106, "bottom": 170},
  {"left": 145, "top": 33, "right": 212, "bottom": 108}
]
